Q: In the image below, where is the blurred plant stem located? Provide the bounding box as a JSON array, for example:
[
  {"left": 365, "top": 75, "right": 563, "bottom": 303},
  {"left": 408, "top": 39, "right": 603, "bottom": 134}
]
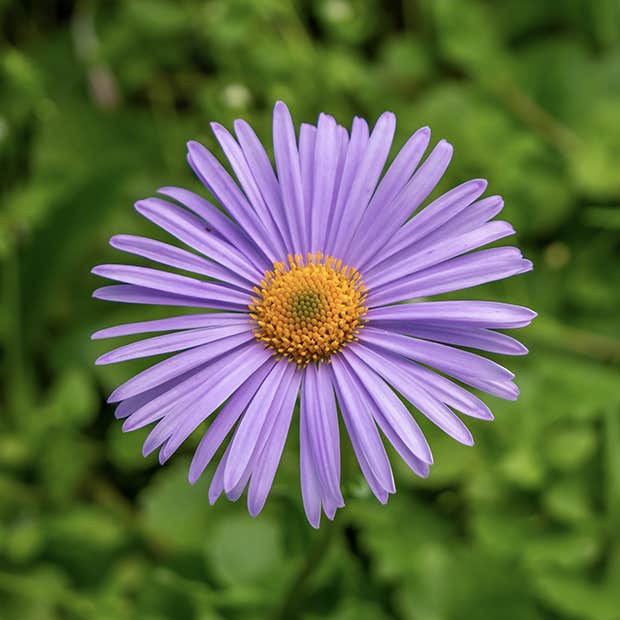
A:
[
  {"left": 2, "top": 253, "right": 31, "bottom": 419},
  {"left": 493, "top": 78, "right": 582, "bottom": 155},
  {"left": 606, "top": 405, "right": 620, "bottom": 522},
  {"left": 528, "top": 316, "right": 620, "bottom": 364},
  {"left": 275, "top": 519, "right": 339, "bottom": 619}
]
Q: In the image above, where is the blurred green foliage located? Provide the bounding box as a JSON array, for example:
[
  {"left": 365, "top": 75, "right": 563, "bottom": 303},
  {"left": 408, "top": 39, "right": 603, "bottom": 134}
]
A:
[{"left": 1, "top": 0, "right": 620, "bottom": 618}]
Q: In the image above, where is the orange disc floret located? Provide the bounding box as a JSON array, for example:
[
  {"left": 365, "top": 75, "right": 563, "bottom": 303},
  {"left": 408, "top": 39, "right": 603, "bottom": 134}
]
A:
[{"left": 249, "top": 252, "right": 368, "bottom": 365}]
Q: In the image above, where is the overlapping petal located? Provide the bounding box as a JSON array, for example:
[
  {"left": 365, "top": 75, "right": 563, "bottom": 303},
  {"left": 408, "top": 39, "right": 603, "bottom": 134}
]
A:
[{"left": 92, "top": 100, "right": 535, "bottom": 526}]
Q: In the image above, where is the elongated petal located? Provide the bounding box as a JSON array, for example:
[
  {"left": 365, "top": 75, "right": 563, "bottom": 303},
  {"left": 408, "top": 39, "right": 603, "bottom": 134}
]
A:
[
  {"left": 128, "top": 344, "right": 271, "bottom": 445},
  {"left": 413, "top": 195, "right": 504, "bottom": 250},
  {"left": 303, "top": 363, "right": 344, "bottom": 506},
  {"left": 300, "top": 406, "right": 323, "bottom": 528},
  {"left": 109, "top": 235, "right": 250, "bottom": 290},
  {"left": 353, "top": 137, "right": 452, "bottom": 267},
  {"left": 114, "top": 368, "right": 200, "bottom": 420},
  {"left": 208, "top": 443, "right": 231, "bottom": 505},
  {"left": 187, "top": 140, "right": 275, "bottom": 261},
  {"left": 92, "top": 264, "right": 250, "bottom": 308},
  {"left": 368, "top": 248, "right": 533, "bottom": 306},
  {"left": 223, "top": 361, "right": 290, "bottom": 491},
  {"left": 159, "top": 358, "right": 276, "bottom": 463},
  {"left": 91, "top": 312, "right": 247, "bottom": 340},
  {"left": 386, "top": 357, "right": 494, "bottom": 420},
  {"left": 363, "top": 127, "right": 431, "bottom": 220},
  {"left": 310, "top": 114, "right": 340, "bottom": 251},
  {"left": 210, "top": 122, "right": 287, "bottom": 259},
  {"left": 350, "top": 343, "right": 474, "bottom": 445},
  {"left": 247, "top": 368, "right": 301, "bottom": 516},
  {"left": 157, "top": 186, "right": 267, "bottom": 266},
  {"left": 96, "top": 323, "right": 253, "bottom": 365},
  {"left": 109, "top": 331, "right": 256, "bottom": 402},
  {"left": 343, "top": 349, "right": 432, "bottom": 464},
  {"left": 135, "top": 197, "right": 261, "bottom": 281},
  {"left": 367, "top": 221, "right": 515, "bottom": 290},
  {"left": 93, "top": 285, "right": 226, "bottom": 309},
  {"left": 360, "top": 328, "right": 518, "bottom": 400},
  {"left": 272, "top": 101, "right": 307, "bottom": 253},
  {"left": 332, "top": 112, "right": 396, "bottom": 258},
  {"left": 188, "top": 361, "right": 275, "bottom": 483},
  {"left": 234, "top": 118, "right": 292, "bottom": 252},
  {"left": 364, "top": 178, "right": 487, "bottom": 273},
  {"left": 361, "top": 327, "right": 514, "bottom": 382},
  {"left": 367, "top": 301, "right": 537, "bottom": 328},
  {"left": 331, "top": 356, "right": 395, "bottom": 498},
  {"left": 325, "top": 116, "right": 369, "bottom": 255},
  {"left": 344, "top": 357, "right": 430, "bottom": 477},
  {"left": 380, "top": 323, "right": 528, "bottom": 356},
  {"left": 299, "top": 122, "right": 316, "bottom": 226}
]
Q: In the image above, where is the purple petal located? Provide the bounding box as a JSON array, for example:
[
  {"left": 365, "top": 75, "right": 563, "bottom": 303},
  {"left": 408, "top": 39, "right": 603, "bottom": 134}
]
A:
[
  {"left": 342, "top": 349, "right": 433, "bottom": 464},
  {"left": 299, "top": 122, "right": 317, "bottom": 225},
  {"left": 247, "top": 367, "right": 301, "bottom": 516},
  {"left": 210, "top": 122, "right": 287, "bottom": 259},
  {"left": 272, "top": 101, "right": 307, "bottom": 253},
  {"left": 92, "top": 264, "right": 250, "bottom": 308},
  {"left": 156, "top": 355, "right": 276, "bottom": 463},
  {"left": 360, "top": 328, "right": 518, "bottom": 400},
  {"left": 223, "top": 361, "right": 290, "bottom": 491},
  {"left": 386, "top": 357, "right": 494, "bottom": 420},
  {"left": 109, "top": 235, "right": 250, "bottom": 290},
  {"left": 332, "top": 112, "right": 396, "bottom": 258},
  {"left": 367, "top": 248, "right": 533, "bottom": 306},
  {"left": 331, "top": 356, "right": 395, "bottom": 498},
  {"left": 135, "top": 197, "right": 262, "bottom": 282},
  {"left": 363, "top": 178, "right": 486, "bottom": 273},
  {"left": 156, "top": 186, "right": 267, "bottom": 266},
  {"left": 377, "top": 323, "right": 528, "bottom": 356},
  {"left": 364, "top": 127, "right": 431, "bottom": 219},
  {"left": 114, "top": 368, "right": 201, "bottom": 420},
  {"left": 208, "top": 443, "right": 229, "bottom": 504},
  {"left": 302, "top": 363, "right": 344, "bottom": 507},
  {"left": 233, "top": 118, "right": 293, "bottom": 253},
  {"left": 343, "top": 354, "right": 430, "bottom": 477},
  {"left": 325, "top": 116, "right": 370, "bottom": 255},
  {"left": 136, "top": 345, "right": 272, "bottom": 456},
  {"left": 91, "top": 312, "right": 247, "bottom": 340},
  {"left": 188, "top": 360, "right": 275, "bottom": 484},
  {"left": 361, "top": 327, "right": 514, "bottom": 382},
  {"left": 93, "top": 285, "right": 233, "bottom": 310},
  {"left": 350, "top": 343, "right": 474, "bottom": 445},
  {"left": 367, "top": 221, "right": 516, "bottom": 290},
  {"left": 300, "top": 407, "right": 322, "bottom": 528},
  {"left": 109, "top": 331, "right": 257, "bottom": 403},
  {"left": 310, "top": 114, "right": 340, "bottom": 252},
  {"left": 186, "top": 140, "right": 276, "bottom": 260},
  {"left": 95, "top": 323, "right": 253, "bottom": 365},
  {"left": 413, "top": 195, "right": 505, "bottom": 249},
  {"left": 354, "top": 139, "right": 454, "bottom": 268},
  {"left": 367, "top": 301, "right": 537, "bottom": 329}
]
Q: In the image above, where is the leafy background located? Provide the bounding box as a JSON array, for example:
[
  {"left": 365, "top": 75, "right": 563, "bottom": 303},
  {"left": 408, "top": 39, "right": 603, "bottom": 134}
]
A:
[{"left": 1, "top": 0, "right": 620, "bottom": 618}]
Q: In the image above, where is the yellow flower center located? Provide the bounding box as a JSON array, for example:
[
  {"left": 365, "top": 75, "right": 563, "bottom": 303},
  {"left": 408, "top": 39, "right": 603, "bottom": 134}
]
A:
[{"left": 249, "top": 253, "right": 368, "bottom": 366}]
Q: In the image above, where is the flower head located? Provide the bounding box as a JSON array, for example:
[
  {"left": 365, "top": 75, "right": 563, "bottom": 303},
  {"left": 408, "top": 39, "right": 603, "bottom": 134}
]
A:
[{"left": 92, "top": 101, "right": 535, "bottom": 527}]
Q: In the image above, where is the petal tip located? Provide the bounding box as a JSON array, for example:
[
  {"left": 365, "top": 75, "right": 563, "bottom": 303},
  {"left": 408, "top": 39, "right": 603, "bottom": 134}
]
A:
[{"left": 416, "top": 125, "right": 431, "bottom": 140}]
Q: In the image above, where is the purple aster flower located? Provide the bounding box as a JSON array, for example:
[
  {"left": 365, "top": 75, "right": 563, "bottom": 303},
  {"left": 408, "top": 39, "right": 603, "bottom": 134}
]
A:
[{"left": 92, "top": 101, "right": 535, "bottom": 527}]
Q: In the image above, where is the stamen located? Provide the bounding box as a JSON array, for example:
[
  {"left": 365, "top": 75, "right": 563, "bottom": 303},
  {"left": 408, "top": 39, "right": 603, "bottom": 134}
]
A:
[{"left": 249, "top": 252, "right": 368, "bottom": 365}]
